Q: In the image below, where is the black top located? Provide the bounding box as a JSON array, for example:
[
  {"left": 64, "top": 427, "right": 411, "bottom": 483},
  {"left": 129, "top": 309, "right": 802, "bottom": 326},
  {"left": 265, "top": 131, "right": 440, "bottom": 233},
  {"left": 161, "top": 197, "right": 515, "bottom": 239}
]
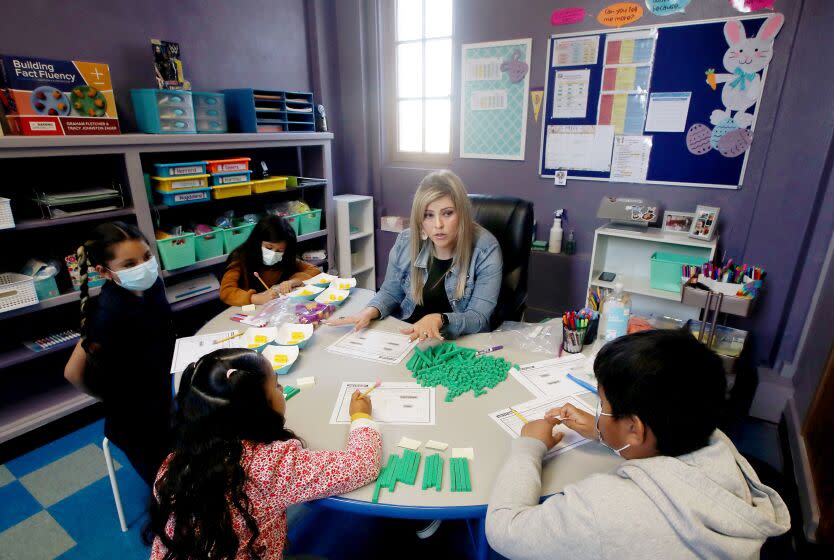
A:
[
  {"left": 86, "top": 278, "right": 174, "bottom": 458},
  {"left": 406, "top": 257, "right": 453, "bottom": 324}
]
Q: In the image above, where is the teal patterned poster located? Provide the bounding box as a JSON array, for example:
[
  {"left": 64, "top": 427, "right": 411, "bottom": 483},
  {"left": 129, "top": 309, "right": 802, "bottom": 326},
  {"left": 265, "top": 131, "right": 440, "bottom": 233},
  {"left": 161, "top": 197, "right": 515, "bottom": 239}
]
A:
[{"left": 460, "top": 38, "right": 532, "bottom": 160}]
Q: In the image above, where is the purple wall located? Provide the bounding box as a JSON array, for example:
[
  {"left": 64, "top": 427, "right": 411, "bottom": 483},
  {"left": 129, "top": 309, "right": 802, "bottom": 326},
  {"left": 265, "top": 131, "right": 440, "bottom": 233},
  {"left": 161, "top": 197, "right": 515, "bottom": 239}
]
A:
[
  {"left": 321, "top": 0, "right": 834, "bottom": 369},
  {"left": 0, "top": 0, "right": 311, "bottom": 131}
]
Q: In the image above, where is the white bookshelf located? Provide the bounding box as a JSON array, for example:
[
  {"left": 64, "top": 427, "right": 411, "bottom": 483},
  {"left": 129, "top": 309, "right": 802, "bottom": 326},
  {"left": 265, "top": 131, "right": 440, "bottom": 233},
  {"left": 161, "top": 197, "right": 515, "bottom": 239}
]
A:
[
  {"left": 588, "top": 225, "right": 717, "bottom": 318},
  {"left": 334, "top": 195, "right": 375, "bottom": 290}
]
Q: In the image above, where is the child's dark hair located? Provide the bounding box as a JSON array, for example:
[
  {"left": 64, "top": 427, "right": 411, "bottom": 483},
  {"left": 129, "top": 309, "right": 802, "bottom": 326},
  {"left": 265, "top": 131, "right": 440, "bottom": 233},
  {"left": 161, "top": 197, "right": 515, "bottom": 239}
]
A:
[
  {"left": 148, "top": 348, "right": 300, "bottom": 560},
  {"left": 76, "top": 221, "right": 148, "bottom": 350},
  {"left": 594, "top": 329, "right": 726, "bottom": 457},
  {"left": 227, "top": 215, "right": 298, "bottom": 281}
]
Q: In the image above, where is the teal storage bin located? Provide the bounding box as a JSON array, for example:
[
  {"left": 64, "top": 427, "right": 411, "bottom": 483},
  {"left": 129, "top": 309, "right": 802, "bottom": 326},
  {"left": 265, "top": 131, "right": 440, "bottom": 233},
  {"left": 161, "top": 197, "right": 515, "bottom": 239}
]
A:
[
  {"left": 195, "top": 227, "right": 224, "bottom": 260},
  {"left": 284, "top": 213, "right": 302, "bottom": 235},
  {"left": 650, "top": 252, "right": 704, "bottom": 292},
  {"left": 222, "top": 222, "right": 256, "bottom": 253},
  {"left": 131, "top": 89, "right": 197, "bottom": 134},
  {"left": 299, "top": 209, "right": 322, "bottom": 235},
  {"left": 34, "top": 276, "right": 59, "bottom": 300},
  {"left": 156, "top": 232, "right": 196, "bottom": 270}
]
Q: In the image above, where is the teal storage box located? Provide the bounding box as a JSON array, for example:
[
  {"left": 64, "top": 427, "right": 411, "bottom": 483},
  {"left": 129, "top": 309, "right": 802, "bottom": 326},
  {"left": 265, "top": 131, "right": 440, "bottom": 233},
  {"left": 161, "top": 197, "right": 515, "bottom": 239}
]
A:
[
  {"left": 650, "top": 252, "right": 704, "bottom": 292},
  {"left": 222, "top": 222, "right": 256, "bottom": 253},
  {"left": 299, "top": 209, "right": 322, "bottom": 235},
  {"left": 131, "top": 89, "right": 197, "bottom": 134},
  {"left": 156, "top": 186, "right": 211, "bottom": 206},
  {"left": 284, "top": 213, "right": 302, "bottom": 235},
  {"left": 156, "top": 232, "right": 196, "bottom": 270},
  {"left": 192, "top": 92, "right": 227, "bottom": 133},
  {"left": 34, "top": 276, "right": 59, "bottom": 300},
  {"left": 195, "top": 227, "right": 224, "bottom": 260},
  {"left": 154, "top": 161, "right": 207, "bottom": 177}
]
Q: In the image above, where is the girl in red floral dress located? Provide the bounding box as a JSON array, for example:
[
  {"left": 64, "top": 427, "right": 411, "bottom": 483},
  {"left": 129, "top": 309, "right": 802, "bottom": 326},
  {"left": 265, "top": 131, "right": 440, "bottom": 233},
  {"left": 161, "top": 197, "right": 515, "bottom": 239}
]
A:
[{"left": 148, "top": 348, "right": 381, "bottom": 559}]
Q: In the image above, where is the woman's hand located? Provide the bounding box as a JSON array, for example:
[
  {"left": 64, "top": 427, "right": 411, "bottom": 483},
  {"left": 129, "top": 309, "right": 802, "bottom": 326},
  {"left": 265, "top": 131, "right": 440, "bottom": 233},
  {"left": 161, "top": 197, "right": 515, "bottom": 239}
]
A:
[
  {"left": 401, "top": 313, "right": 444, "bottom": 342},
  {"left": 349, "top": 389, "right": 373, "bottom": 417},
  {"left": 326, "top": 307, "right": 381, "bottom": 331},
  {"left": 520, "top": 417, "right": 564, "bottom": 449},
  {"left": 276, "top": 280, "right": 298, "bottom": 295},
  {"left": 251, "top": 290, "right": 277, "bottom": 306},
  {"left": 547, "top": 403, "right": 596, "bottom": 440}
]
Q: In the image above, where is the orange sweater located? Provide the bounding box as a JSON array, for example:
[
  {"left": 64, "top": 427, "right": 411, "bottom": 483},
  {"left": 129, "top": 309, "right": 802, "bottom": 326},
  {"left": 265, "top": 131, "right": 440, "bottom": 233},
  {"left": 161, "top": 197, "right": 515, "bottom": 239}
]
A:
[{"left": 220, "top": 258, "right": 320, "bottom": 306}]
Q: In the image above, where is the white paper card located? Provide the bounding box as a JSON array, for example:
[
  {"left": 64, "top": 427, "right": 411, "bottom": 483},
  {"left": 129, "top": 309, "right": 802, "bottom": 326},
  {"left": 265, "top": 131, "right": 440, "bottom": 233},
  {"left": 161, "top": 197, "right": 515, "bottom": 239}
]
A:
[
  {"left": 397, "top": 437, "right": 422, "bottom": 450},
  {"left": 545, "top": 124, "right": 614, "bottom": 171},
  {"left": 610, "top": 135, "right": 652, "bottom": 182},
  {"left": 465, "top": 57, "right": 502, "bottom": 81},
  {"left": 645, "top": 92, "right": 691, "bottom": 132},
  {"left": 296, "top": 376, "right": 316, "bottom": 387},
  {"left": 553, "top": 69, "right": 591, "bottom": 119},
  {"left": 452, "top": 448, "right": 475, "bottom": 460},
  {"left": 329, "top": 382, "right": 436, "bottom": 425},
  {"left": 471, "top": 89, "right": 508, "bottom": 111},
  {"left": 170, "top": 330, "right": 243, "bottom": 375},
  {"left": 327, "top": 330, "right": 418, "bottom": 365},
  {"left": 426, "top": 440, "right": 449, "bottom": 451},
  {"left": 511, "top": 354, "right": 589, "bottom": 399},
  {"left": 553, "top": 36, "right": 600, "bottom": 67},
  {"left": 489, "top": 395, "right": 595, "bottom": 458}
]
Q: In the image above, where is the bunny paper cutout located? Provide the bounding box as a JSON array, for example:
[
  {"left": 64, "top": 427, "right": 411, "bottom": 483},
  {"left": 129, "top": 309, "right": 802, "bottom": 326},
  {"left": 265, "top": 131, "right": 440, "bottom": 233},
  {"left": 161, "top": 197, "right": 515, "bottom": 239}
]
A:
[
  {"left": 500, "top": 50, "right": 529, "bottom": 83},
  {"left": 686, "top": 14, "right": 784, "bottom": 158}
]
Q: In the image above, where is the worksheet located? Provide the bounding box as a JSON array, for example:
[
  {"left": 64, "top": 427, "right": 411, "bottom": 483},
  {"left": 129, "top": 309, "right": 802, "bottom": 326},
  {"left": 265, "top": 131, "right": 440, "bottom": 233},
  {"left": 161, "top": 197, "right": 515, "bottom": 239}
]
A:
[
  {"left": 327, "top": 330, "right": 418, "bottom": 365},
  {"left": 170, "top": 330, "right": 243, "bottom": 375},
  {"left": 511, "top": 354, "right": 591, "bottom": 399},
  {"left": 489, "top": 394, "right": 595, "bottom": 458},
  {"left": 329, "top": 382, "right": 436, "bottom": 425}
]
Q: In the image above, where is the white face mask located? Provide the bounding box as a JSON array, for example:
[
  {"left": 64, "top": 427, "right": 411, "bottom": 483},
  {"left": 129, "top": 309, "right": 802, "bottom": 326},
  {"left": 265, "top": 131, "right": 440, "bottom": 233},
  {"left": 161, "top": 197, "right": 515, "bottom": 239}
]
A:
[
  {"left": 595, "top": 399, "right": 631, "bottom": 457},
  {"left": 262, "top": 247, "right": 284, "bottom": 266},
  {"left": 110, "top": 256, "right": 159, "bottom": 292}
]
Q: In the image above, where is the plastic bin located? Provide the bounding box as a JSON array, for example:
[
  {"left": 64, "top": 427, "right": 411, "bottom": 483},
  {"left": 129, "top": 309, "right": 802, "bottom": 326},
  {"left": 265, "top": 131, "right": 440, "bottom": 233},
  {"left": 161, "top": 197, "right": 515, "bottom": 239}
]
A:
[
  {"left": 153, "top": 174, "right": 210, "bottom": 191},
  {"left": 34, "top": 276, "right": 60, "bottom": 300},
  {"left": 299, "top": 209, "right": 322, "bottom": 235},
  {"left": 283, "top": 213, "right": 302, "bottom": 235},
  {"left": 251, "top": 176, "right": 287, "bottom": 193},
  {"left": 192, "top": 92, "right": 227, "bottom": 133},
  {"left": 649, "top": 252, "right": 704, "bottom": 292},
  {"left": 156, "top": 187, "right": 211, "bottom": 206},
  {"left": 0, "top": 273, "right": 39, "bottom": 312},
  {"left": 222, "top": 222, "right": 256, "bottom": 253},
  {"left": 156, "top": 232, "right": 196, "bottom": 270},
  {"left": 210, "top": 171, "right": 252, "bottom": 186},
  {"left": 0, "top": 197, "right": 15, "bottom": 229},
  {"left": 131, "top": 89, "right": 197, "bottom": 134},
  {"left": 194, "top": 227, "right": 224, "bottom": 260},
  {"left": 153, "top": 161, "right": 207, "bottom": 177},
  {"left": 211, "top": 182, "right": 252, "bottom": 200},
  {"left": 206, "top": 157, "right": 251, "bottom": 173}
]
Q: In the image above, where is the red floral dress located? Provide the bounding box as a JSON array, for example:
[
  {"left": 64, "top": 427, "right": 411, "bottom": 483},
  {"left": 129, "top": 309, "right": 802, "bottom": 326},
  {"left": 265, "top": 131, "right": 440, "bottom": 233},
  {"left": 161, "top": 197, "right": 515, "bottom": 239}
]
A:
[{"left": 151, "top": 421, "right": 381, "bottom": 559}]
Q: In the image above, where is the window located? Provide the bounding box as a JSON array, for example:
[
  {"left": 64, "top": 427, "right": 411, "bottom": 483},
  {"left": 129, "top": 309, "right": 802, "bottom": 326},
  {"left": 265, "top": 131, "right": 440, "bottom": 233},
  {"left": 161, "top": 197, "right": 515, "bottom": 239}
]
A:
[{"left": 395, "top": 0, "right": 453, "bottom": 154}]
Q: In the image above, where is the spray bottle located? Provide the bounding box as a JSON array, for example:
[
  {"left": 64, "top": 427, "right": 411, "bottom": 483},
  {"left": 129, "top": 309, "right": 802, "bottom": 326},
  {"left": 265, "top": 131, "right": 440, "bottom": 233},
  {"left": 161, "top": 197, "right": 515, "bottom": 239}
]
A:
[{"left": 548, "top": 209, "right": 564, "bottom": 254}]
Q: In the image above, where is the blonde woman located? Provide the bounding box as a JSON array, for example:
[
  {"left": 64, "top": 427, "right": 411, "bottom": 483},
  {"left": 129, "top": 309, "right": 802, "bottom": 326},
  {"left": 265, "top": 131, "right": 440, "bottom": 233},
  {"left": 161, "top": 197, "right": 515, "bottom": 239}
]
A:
[{"left": 329, "top": 170, "right": 502, "bottom": 341}]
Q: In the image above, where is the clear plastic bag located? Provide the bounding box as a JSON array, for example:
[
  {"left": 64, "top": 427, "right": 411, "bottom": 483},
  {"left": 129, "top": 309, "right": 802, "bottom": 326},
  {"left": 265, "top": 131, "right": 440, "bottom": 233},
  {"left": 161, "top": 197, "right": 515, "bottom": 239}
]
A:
[{"left": 492, "top": 320, "right": 560, "bottom": 355}]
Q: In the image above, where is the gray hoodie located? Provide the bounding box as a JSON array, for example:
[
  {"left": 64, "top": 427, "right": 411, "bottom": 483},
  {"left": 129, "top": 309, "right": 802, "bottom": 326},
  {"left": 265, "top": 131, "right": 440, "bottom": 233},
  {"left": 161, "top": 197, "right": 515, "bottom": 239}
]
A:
[{"left": 486, "top": 430, "right": 790, "bottom": 559}]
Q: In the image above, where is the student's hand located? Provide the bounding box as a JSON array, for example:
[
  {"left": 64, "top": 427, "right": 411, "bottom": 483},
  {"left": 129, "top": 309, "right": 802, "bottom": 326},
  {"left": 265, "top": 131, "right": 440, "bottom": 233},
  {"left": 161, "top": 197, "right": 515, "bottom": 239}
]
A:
[
  {"left": 349, "top": 389, "right": 372, "bottom": 417},
  {"left": 401, "top": 313, "right": 444, "bottom": 342},
  {"left": 520, "top": 417, "right": 564, "bottom": 449},
  {"left": 547, "top": 403, "right": 595, "bottom": 440},
  {"left": 326, "top": 307, "right": 380, "bottom": 330},
  {"left": 276, "top": 280, "right": 296, "bottom": 295},
  {"left": 251, "top": 290, "right": 278, "bottom": 305}
]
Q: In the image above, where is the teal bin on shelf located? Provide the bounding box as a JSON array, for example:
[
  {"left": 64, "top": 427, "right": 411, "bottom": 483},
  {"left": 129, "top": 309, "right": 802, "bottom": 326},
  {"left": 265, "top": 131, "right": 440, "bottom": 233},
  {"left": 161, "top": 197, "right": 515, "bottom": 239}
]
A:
[
  {"left": 650, "top": 252, "right": 704, "bottom": 292},
  {"left": 284, "top": 213, "right": 302, "bottom": 236},
  {"left": 299, "top": 209, "right": 322, "bottom": 235},
  {"left": 194, "top": 227, "right": 224, "bottom": 260},
  {"left": 222, "top": 222, "right": 256, "bottom": 253},
  {"left": 34, "top": 276, "right": 60, "bottom": 300},
  {"left": 156, "top": 232, "right": 196, "bottom": 270}
]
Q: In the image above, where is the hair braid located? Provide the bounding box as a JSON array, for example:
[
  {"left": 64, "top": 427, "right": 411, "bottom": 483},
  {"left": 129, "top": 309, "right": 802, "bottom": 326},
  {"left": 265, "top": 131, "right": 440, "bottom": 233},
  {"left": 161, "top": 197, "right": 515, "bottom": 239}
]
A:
[{"left": 77, "top": 243, "right": 92, "bottom": 349}]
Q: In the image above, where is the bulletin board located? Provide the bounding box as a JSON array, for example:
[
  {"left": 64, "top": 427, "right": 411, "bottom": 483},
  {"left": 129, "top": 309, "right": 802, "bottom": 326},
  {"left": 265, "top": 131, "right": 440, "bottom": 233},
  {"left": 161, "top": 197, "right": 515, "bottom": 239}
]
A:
[
  {"left": 538, "top": 14, "right": 779, "bottom": 189},
  {"left": 460, "top": 38, "right": 532, "bottom": 160}
]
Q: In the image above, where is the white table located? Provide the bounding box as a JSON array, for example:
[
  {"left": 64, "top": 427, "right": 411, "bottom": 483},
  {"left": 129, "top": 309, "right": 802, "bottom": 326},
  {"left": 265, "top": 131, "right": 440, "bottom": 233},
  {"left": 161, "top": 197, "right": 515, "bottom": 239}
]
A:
[{"left": 191, "top": 289, "right": 622, "bottom": 557}]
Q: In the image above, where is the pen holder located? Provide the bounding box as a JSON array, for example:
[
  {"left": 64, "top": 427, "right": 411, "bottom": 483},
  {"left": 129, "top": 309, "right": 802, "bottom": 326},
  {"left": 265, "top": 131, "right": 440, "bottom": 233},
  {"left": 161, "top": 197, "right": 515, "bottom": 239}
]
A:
[
  {"left": 582, "top": 317, "right": 599, "bottom": 344},
  {"left": 562, "top": 325, "right": 588, "bottom": 354}
]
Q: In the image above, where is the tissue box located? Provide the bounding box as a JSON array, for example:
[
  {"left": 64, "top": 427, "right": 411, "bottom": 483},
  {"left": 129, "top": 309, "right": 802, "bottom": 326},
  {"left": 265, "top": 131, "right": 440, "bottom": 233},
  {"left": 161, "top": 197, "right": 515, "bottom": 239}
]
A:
[{"left": 0, "top": 54, "right": 120, "bottom": 136}]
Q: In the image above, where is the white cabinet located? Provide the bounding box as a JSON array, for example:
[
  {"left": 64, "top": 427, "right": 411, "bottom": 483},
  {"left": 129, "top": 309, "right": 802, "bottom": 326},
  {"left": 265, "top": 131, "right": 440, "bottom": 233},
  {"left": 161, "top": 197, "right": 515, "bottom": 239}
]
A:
[
  {"left": 588, "top": 225, "right": 717, "bottom": 319},
  {"left": 334, "top": 195, "right": 375, "bottom": 290}
]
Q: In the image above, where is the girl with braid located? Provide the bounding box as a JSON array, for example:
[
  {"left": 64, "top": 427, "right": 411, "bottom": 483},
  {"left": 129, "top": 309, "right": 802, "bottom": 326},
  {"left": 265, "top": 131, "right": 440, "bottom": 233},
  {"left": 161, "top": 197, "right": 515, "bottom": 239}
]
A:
[{"left": 64, "top": 221, "right": 174, "bottom": 485}]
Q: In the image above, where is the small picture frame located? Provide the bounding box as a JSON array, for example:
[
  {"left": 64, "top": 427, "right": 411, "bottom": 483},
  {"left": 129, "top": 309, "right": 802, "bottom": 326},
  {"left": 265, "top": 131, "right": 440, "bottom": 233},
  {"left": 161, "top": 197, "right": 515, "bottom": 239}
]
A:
[
  {"left": 689, "top": 205, "right": 720, "bottom": 241},
  {"left": 662, "top": 211, "right": 695, "bottom": 235}
]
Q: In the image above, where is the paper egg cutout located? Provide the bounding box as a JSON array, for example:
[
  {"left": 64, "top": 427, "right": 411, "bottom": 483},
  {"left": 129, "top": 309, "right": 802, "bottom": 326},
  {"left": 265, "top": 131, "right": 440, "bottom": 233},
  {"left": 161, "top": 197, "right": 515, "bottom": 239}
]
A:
[
  {"left": 717, "top": 128, "right": 753, "bottom": 157},
  {"left": 686, "top": 123, "right": 713, "bottom": 155},
  {"left": 710, "top": 117, "right": 739, "bottom": 149}
]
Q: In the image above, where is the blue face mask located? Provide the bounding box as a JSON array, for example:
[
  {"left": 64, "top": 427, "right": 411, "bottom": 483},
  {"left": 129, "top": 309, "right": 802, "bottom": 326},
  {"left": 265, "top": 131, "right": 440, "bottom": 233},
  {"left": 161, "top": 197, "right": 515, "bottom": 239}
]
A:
[
  {"left": 595, "top": 399, "right": 631, "bottom": 457},
  {"left": 110, "top": 256, "right": 159, "bottom": 292}
]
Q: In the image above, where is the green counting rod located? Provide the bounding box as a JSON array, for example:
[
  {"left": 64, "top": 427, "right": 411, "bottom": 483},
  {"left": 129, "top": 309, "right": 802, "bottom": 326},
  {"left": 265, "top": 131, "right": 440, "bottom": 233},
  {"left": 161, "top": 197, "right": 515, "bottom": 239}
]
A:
[
  {"left": 421, "top": 453, "right": 444, "bottom": 491},
  {"left": 450, "top": 457, "right": 471, "bottom": 492},
  {"left": 371, "top": 450, "right": 423, "bottom": 503}
]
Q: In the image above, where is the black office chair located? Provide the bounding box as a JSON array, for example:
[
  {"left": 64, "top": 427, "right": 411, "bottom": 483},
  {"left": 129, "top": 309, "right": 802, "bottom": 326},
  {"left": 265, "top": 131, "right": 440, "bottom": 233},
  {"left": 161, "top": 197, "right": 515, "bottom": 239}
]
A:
[{"left": 468, "top": 194, "right": 534, "bottom": 328}]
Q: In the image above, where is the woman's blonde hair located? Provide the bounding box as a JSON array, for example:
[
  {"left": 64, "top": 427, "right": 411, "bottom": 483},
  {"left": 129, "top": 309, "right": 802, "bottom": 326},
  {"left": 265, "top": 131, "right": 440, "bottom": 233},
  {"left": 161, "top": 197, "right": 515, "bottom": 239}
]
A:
[{"left": 409, "top": 170, "right": 476, "bottom": 304}]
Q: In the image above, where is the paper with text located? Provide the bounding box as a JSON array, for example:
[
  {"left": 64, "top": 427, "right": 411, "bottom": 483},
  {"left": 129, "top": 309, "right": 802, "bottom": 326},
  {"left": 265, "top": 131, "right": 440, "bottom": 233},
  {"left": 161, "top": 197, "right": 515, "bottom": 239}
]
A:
[{"left": 329, "top": 382, "right": 436, "bottom": 425}]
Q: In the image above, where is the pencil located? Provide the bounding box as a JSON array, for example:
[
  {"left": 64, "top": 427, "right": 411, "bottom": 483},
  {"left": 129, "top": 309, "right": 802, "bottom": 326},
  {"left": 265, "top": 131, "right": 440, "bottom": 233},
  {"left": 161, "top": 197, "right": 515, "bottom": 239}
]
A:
[
  {"left": 361, "top": 379, "right": 381, "bottom": 398},
  {"left": 509, "top": 407, "right": 529, "bottom": 424},
  {"left": 213, "top": 331, "right": 243, "bottom": 344},
  {"left": 253, "top": 271, "right": 271, "bottom": 291}
]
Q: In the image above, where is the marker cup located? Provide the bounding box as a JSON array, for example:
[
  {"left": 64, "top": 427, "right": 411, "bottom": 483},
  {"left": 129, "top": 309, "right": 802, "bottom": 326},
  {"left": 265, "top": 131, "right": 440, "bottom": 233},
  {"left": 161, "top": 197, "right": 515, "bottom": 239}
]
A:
[{"left": 562, "top": 324, "right": 588, "bottom": 354}]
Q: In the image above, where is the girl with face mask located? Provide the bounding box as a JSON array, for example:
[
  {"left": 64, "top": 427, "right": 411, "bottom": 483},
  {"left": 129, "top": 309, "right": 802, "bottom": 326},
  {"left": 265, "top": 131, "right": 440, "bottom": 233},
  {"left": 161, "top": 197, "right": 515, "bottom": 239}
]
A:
[
  {"left": 64, "top": 222, "right": 174, "bottom": 486},
  {"left": 220, "top": 215, "right": 321, "bottom": 306}
]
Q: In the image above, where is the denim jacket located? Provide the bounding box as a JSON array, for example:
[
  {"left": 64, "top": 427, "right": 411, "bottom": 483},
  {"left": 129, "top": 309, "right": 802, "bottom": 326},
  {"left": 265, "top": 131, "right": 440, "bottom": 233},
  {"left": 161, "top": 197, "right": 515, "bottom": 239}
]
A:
[{"left": 367, "top": 228, "right": 502, "bottom": 338}]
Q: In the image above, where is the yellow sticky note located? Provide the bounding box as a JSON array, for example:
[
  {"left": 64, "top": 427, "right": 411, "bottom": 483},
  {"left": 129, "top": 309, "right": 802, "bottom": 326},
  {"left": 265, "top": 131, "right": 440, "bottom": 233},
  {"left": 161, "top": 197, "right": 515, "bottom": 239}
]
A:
[
  {"left": 614, "top": 66, "right": 636, "bottom": 91},
  {"left": 291, "top": 331, "right": 304, "bottom": 340},
  {"left": 247, "top": 343, "right": 260, "bottom": 349},
  {"left": 254, "top": 335, "right": 268, "bottom": 343},
  {"left": 339, "top": 283, "right": 350, "bottom": 290},
  {"left": 273, "top": 355, "right": 288, "bottom": 364},
  {"left": 329, "top": 294, "right": 337, "bottom": 300}
]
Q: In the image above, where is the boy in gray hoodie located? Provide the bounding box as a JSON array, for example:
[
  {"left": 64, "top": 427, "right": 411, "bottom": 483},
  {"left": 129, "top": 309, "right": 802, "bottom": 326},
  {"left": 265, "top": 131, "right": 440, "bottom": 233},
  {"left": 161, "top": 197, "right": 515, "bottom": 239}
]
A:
[{"left": 486, "top": 329, "right": 790, "bottom": 559}]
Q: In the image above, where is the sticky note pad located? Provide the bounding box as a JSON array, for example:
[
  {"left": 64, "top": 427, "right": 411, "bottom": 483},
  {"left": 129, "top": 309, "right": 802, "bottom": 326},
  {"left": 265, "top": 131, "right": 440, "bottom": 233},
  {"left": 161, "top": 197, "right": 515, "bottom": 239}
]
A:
[
  {"left": 452, "top": 448, "right": 474, "bottom": 461},
  {"left": 255, "top": 335, "right": 268, "bottom": 343},
  {"left": 425, "top": 440, "right": 449, "bottom": 451},
  {"left": 291, "top": 331, "right": 304, "bottom": 340},
  {"left": 242, "top": 304, "right": 256, "bottom": 313},
  {"left": 273, "top": 355, "right": 288, "bottom": 364},
  {"left": 296, "top": 376, "right": 315, "bottom": 387},
  {"left": 397, "top": 437, "right": 422, "bottom": 450}
]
